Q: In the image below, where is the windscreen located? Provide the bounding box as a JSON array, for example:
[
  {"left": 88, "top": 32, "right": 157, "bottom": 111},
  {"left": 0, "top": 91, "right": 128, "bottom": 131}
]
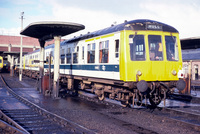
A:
[
  {"left": 129, "top": 35, "right": 146, "bottom": 61},
  {"left": 165, "top": 36, "right": 179, "bottom": 61}
]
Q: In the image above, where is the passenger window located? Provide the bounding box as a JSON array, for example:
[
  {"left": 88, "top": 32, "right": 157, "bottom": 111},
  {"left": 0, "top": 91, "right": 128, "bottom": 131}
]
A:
[
  {"left": 60, "top": 49, "right": 65, "bottom": 64},
  {"left": 129, "top": 35, "right": 145, "bottom": 61},
  {"left": 99, "top": 40, "right": 109, "bottom": 63},
  {"left": 66, "top": 48, "right": 71, "bottom": 64},
  {"left": 115, "top": 39, "right": 119, "bottom": 58},
  {"left": 148, "top": 35, "right": 163, "bottom": 61},
  {"left": 82, "top": 46, "right": 84, "bottom": 60},
  {"left": 73, "top": 46, "right": 79, "bottom": 64},
  {"left": 61, "top": 55, "right": 65, "bottom": 64},
  {"left": 87, "top": 43, "right": 95, "bottom": 63},
  {"left": 165, "top": 36, "right": 179, "bottom": 61}
]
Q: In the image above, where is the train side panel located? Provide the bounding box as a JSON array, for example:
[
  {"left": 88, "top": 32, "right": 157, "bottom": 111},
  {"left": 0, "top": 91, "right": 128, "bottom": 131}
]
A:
[{"left": 58, "top": 32, "right": 121, "bottom": 80}]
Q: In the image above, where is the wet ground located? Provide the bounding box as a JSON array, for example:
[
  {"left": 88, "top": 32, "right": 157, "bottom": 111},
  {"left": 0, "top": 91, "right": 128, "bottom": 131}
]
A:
[
  {"left": 1, "top": 73, "right": 200, "bottom": 134},
  {"left": 0, "top": 82, "right": 29, "bottom": 110}
]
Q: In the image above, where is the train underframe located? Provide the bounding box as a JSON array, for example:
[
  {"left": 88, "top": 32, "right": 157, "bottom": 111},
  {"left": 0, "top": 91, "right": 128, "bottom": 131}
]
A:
[
  {"left": 16, "top": 68, "right": 184, "bottom": 107},
  {"left": 59, "top": 74, "right": 180, "bottom": 107}
]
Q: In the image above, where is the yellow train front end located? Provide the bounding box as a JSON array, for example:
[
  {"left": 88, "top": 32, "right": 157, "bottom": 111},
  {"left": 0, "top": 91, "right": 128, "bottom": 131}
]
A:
[
  {"left": 0, "top": 56, "right": 3, "bottom": 72},
  {"left": 119, "top": 20, "right": 185, "bottom": 106},
  {"left": 120, "top": 31, "right": 182, "bottom": 82}
]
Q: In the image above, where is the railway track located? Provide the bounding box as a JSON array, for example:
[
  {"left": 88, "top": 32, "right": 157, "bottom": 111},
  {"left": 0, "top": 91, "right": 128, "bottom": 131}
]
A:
[
  {"left": 78, "top": 90, "right": 200, "bottom": 132},
  {"left": 1, "top": 109, "right": 71, "bottom": 134},
  {"left": 140, "top": 107, "right": 200, "bottom": 131},
  {"left": 0, "top": 74, "right": 161, "bottom": 134},
  {"left": 1, "top": 73, "right": 200, "bottom": 133},
  {"left": 0, "top": 75, "right": 95, "bottom": 134}
]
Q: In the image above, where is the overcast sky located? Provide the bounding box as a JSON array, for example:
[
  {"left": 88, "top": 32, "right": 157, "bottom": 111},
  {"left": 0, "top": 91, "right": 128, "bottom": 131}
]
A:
[{"left": 1, "top": 0, "right": 200, "bottom": 39}]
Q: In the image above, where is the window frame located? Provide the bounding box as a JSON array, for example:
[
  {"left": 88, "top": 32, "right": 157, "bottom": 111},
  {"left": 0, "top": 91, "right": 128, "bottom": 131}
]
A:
[
  {"left": 99, "top": 40, "right": 109, "bottom": 63},
  {"left": 129, "top": 34, "right": 146, "bottom": 61},
  {"left": 148, "top": 35, "right": 163, "bottom": 61}
]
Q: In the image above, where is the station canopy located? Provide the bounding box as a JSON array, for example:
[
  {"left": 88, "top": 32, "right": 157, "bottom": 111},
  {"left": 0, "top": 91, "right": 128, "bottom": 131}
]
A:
[
  {"left": 20, "top": 21, "right": 85, "bottom": 41},
  {"left": 181, "top": 37, "right": 200, "bottom": 50}
]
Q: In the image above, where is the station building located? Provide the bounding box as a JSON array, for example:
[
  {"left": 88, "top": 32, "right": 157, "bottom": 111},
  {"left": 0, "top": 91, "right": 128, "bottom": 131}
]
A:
[
  {"left": 181, "top": 37, "right": 200, "bottom": 81},
  {"left": 0, "top": 35, "right": 64, "bottom": 60},
  {"left": 0, "top": 35, "right": 40, "bottom": 55}
]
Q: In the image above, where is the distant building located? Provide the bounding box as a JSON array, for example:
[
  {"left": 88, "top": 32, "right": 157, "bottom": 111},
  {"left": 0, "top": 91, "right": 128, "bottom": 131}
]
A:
[
  {"left": 0, "top": 35, "right": 64, "bottom": 59},
  {"left": 181, "top": 37, "right": 200, "bottom": 80},
  {"left": 0, "top": 35, "right": 40, "bottom": 54}
]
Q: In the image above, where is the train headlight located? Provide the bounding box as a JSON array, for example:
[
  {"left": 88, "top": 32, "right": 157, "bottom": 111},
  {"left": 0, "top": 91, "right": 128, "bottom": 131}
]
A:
[
  {"left": 172, "top": 70, "right": 177, "bottom": 76},
  {"left": 137, "top": 70, "right": 142, "bottom": 76}
]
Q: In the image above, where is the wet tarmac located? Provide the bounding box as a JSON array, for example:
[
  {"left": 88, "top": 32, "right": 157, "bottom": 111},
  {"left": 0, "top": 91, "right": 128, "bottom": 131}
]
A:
[{"left": 0, "top": 87, "right": 29, "bottom": 110}]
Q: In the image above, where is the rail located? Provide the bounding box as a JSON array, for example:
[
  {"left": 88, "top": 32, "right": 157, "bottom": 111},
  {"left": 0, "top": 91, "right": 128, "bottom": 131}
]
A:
[{"left": 0, "top": 75, "right": 96, "bottom": 134}]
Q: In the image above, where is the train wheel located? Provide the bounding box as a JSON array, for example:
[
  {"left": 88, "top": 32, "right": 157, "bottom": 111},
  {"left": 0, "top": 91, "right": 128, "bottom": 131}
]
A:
[
  {"left": 72, "top": 90, "right": 78, "bottom": 96},
  {"left": 120, "top": 101, "right": 131, "bottom": 107},
  {"left": 98, "top": 93, "right": 105, "bottom": 101},
  {"left": 149, "top": 94, "right": 162, "bottom": 106}
]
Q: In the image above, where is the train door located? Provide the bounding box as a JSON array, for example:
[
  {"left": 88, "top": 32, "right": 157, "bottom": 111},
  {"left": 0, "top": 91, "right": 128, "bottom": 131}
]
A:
[
  {"left": 195, "top": 64, "right": 198, "bottom": 80},
  {"left": 112, "top": 37, "right": 120, "bottom": 80}
]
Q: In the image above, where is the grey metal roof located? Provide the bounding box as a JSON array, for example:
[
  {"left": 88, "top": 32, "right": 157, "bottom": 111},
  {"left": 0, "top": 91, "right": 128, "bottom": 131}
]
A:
[
  {"left": 182, "top": 48, "right": 200, "bottom": 61},
  {"left": 181, "top": 37, "right": 200, "bottom": 50},
  {"left": 66, "top": 19, "right": 178, "bottom": 43},
  {"left": 20, "top": 21, "right": 85, "bottom": 41}
]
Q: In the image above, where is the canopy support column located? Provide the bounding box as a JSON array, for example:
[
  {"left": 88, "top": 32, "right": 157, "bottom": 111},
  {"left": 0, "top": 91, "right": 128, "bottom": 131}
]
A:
[
  {"left": 39, "top": 40, "right": 45, "bottom": 93},
  {"left": 53, "top": 36, "right": 61, "bottom": 98}
]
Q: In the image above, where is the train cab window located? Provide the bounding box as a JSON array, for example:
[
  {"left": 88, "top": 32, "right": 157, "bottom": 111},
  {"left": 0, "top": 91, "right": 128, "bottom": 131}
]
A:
[
  {"left": 115, "top": 39, "right": 119, "bottom": 58},
  {"left": 66, "top": 48, "right": 71, "bottom": 64},
  {"left": 129, "top": 35, "right": 145, "bottom": 61},
  {"left": 165, "top": 36, "right": 179, "bottom": 61},
  {"left": 87, "top": 43, "right": 95, "bottom": 63},
  {"left": 99, "top": 40, "right": 109, "bottom": 63},
  {"left": 148, "top": 35, "right": 163, "bottom": 61}
]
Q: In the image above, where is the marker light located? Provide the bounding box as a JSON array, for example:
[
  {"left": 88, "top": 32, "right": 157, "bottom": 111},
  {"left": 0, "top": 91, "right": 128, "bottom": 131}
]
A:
[
  {"left": 137, "top": 70, "right": 142, "bottom": 76},
  {"left": 172, "top": 70, "right": 177, "bottom": 76}
]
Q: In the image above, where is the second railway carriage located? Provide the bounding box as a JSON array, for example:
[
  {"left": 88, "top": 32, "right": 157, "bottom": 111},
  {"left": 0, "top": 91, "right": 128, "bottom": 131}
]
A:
[
  {"left": 21, "top": 19, "right": 186, "bottom": 106},
  {"left": 0, "top": 56, "right": 3, "bottom": 72}
]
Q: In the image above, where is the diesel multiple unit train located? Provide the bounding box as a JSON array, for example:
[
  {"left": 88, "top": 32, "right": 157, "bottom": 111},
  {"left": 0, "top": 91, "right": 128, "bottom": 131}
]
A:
[{"left": 16, "top": 19, "right": 186, "bottom": 106}]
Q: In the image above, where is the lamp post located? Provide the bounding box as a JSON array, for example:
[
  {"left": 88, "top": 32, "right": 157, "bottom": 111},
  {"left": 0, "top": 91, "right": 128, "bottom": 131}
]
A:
[{"left": 19, "top": 12, "right": 24, "bottom": 81}]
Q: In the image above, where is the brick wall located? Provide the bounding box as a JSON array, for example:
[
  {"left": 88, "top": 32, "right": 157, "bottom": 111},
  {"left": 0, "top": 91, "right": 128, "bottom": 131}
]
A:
[
  {"left": 0, "top": 35, "right": 65, "bottom": 47},
  {"left": 0, "top": 35, "right": 40, "bottom": 46}
]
